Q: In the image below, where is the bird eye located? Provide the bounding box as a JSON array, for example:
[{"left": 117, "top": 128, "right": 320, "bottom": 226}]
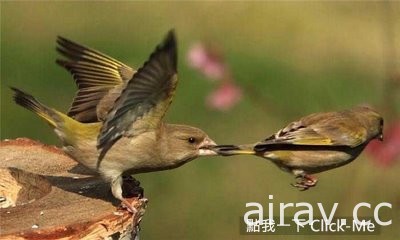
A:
[{"left": 188, "top": 137, "right": 196, "bottom": 144}]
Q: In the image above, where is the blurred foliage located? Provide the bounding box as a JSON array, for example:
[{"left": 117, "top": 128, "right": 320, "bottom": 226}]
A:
[{"left": 1, "top": 2, "right": 399, "bottom": 240}]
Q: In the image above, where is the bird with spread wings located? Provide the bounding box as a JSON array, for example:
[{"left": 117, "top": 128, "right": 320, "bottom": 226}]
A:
[{"left": 12, "top": 30, "right": 217, "bottom": 211}]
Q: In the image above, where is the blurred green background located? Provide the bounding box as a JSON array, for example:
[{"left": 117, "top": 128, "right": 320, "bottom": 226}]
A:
[{"left": 1, "top": 2, "right": 399, "bottom": 240}]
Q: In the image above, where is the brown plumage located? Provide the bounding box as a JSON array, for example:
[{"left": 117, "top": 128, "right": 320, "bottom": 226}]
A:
[
  {"left": 12, "top": 30, "right": 217, "bottom": 211},
  {"left": 213, "top": 106, "right": 384, "bottom": 190},
  {"left": 56, "top": 36, "right": 134, "bottom": 123}
]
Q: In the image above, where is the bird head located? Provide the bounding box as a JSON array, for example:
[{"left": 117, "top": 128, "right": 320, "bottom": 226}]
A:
[
  {"left": 161, "top": 124, "right": 217, "bottom": 165},
  {"left": 353, "top": 105, "right": 384, "bottom": 141}
]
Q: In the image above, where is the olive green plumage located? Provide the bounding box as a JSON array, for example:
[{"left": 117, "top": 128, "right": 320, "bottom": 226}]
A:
[
  {"left": 12, "top": 30, "right": 217, "bottom": 210},
  {"left": 213, "top": 106, "right": 384, "bottom": 190}
]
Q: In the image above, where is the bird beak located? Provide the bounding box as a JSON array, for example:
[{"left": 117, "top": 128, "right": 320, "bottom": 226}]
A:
[
  {"left": 198, "top": 137, "right": 218, "bottom": 156},
  {"left": 207, "top": 145, "right": 241, "bottom": 156}
]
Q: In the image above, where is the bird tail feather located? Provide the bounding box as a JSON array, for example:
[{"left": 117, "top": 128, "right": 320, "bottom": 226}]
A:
[{"left": 11, "top": 87, "right": 100, "bottom": 144}]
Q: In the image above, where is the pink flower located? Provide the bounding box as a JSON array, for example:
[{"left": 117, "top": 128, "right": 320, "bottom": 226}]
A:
[
  {"left": 187, "top": 41, "right": 243, "bottom": 111},
  {"left": 206, "top": 81, "right": 242, "bottom": 111},
  {"left": 366, "top": 121, "right": 400, "bottom": 166},
  {"left": 187, "top": 43, "right": 226, "bottom": 81}
]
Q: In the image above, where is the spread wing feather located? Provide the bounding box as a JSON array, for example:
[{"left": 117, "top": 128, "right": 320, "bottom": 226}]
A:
[
  {"left": 97, "top": 30, "right": 178, "bottom": 164},
  {"left": 56, "top": 36, "right": 135, "bottom": 122}
]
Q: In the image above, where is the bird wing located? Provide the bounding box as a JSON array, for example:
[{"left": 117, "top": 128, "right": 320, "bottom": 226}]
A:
[
  {"left": 97, "top": 30, "right": 178, "bottom": 163},
  {"left": 56, "top": 36, "right": 135, "bottom": 123},
  {"left": 257, "top": 111, "right": 367, "bottom": 149}
]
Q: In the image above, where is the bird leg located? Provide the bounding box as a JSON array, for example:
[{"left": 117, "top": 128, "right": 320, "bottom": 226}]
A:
[
  {"left": 116, "top": 175, "right": 146, "bottom": 213},
  {"left": 291, "top": 174, "right": 318, "bottom": 191}
]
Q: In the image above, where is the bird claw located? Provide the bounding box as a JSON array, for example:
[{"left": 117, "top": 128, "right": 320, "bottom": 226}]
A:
[
  {"left": 117, "top": 175, "right": 147, "bottom": 213},
  {"left": 120, "top": 198, "right": 138, "bottom": 214},
  {"left": 120, "top": 197, "right": 148, "bottom": 214},
  {"left": 291, "top": 175, "right": 317, "bottom": 191},
  {"left": 291, "top": 183, "right": 309, "bottom": 191}
]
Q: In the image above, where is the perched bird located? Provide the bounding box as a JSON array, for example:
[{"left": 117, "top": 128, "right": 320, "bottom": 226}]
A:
[
  {"left": 11, "top": 30, "right": 217, "bottom": 211},
  {"left": 213, "top": 106, "right": 384, "bottom": 190}
]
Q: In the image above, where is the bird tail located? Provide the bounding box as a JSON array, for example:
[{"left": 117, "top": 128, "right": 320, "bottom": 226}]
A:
[
  {"left": 212, "top": 144, "right": 256, "bottom": 156},
  {"left": 11, "top": 87, "right": 100, "bottom": 144}
]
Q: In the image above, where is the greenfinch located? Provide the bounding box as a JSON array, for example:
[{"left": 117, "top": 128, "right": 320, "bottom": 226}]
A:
[
  {"left": 11, "top": 30, "right": 217, "bottom": 211},
  {"left": 213, "top": 106, "right": 384, "bottom": 190}
]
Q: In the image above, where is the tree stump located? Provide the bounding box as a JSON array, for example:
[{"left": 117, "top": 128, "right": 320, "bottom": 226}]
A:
[{"left": 0, "top": 138, "right": 147, "bottom": 239}]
